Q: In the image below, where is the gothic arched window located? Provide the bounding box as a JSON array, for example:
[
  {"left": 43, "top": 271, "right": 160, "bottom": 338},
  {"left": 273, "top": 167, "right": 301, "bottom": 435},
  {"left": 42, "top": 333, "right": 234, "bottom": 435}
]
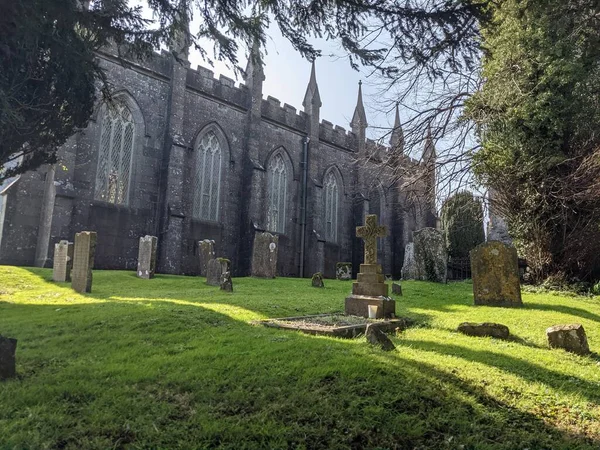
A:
[
  {"left": 193, "top": 130, "right": 222, "bottom": 221},
  {"left": 267, "top": 153, "right": 287, "bottom": 233},
  {"left": 95, "top": 103, "right": 135, "bottom": 205},
  {"left": 325, "top": 171, "right": 339, "bottom": 242}
]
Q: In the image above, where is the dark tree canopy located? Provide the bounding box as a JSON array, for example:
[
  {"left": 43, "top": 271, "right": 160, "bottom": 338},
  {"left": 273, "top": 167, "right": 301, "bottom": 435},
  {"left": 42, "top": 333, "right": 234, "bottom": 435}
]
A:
[
  {"left": 0, "top": 0, "right": 486, "bottom": 181},
  {"left": 440, "top": 191, "right": 484, "bottom": 259}
]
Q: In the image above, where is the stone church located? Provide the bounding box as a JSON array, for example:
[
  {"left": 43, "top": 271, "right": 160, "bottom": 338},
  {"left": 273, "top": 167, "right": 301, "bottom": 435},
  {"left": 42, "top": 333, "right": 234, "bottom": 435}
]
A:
[{"left": 0, "top": 39, "right": 437, "bottom": 278}]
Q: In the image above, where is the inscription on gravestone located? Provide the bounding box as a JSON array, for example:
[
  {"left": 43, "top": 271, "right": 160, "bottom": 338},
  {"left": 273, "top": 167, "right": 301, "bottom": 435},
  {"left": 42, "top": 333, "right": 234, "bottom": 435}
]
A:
[
  {"left": 71, "top": 231, "right": 97, "bottom": 293},
  {"left": 53, "top": 240, "right": 73, "bottom": 282},
  {"left": 137, "top": 235, "right": 158, "bottom": 279},
  {"left": 251, "top": 232, "right": 278, "bottom": 278}
]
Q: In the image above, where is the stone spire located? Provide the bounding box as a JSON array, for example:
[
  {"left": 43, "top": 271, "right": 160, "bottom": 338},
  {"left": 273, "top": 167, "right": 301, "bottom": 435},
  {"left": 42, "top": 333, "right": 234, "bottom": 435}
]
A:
[
  {"left": 302, "top": 60, "right": 322, "bottom": 111},
  {"left": 350, "top": 80, "right": 368, "bottom": 131},
  {"left": 389, "top": 102, "right": 404, "bottom": 153},
  {"left": 244, "top": 39, "right": 265, "bottom": 86},
  {"left": 422, "top": 125, "right": 437, "bottom": 163}
]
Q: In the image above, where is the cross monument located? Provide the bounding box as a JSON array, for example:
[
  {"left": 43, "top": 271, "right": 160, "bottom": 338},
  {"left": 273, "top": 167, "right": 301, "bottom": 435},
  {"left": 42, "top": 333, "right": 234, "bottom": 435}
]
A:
[{"left": 356, "top": 215, "right": 387, "bottom": 265}]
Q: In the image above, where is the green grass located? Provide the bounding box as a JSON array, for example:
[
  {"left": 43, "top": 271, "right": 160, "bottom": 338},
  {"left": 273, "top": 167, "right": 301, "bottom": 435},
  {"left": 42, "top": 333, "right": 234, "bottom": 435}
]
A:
[{"left": 1, "top": 266, "right": 600, "bottom": 449}]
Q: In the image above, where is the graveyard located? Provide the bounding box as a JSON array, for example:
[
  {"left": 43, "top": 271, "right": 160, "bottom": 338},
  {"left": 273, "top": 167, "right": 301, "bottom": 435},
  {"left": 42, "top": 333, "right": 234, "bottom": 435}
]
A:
[{"left": 1, "top": 265, "right": 599, "bottom": 449}]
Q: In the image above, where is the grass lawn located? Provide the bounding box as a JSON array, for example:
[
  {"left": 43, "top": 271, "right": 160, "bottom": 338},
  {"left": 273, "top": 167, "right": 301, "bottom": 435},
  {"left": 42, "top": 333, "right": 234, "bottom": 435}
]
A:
[{"left": 1, "top": 266, "right": 600, "bottom": 449}]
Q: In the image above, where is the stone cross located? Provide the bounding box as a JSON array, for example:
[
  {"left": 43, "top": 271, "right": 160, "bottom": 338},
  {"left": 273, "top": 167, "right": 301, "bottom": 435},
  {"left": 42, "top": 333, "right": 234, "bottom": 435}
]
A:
[{"left": 356, "top": 214, "right": 387, "bottom": 265}]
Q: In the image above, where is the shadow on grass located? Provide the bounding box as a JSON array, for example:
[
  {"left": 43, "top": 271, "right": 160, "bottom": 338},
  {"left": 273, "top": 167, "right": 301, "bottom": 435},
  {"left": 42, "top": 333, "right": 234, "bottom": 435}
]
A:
[
  {"left": 1, "top": 296, "right": 599, "bottom": 449},
  {"left": 398, "top": 338, "right": 600, "bottom": 404},
  {"left": 524, "top": 301, "right": 600, "bottom": 324}
]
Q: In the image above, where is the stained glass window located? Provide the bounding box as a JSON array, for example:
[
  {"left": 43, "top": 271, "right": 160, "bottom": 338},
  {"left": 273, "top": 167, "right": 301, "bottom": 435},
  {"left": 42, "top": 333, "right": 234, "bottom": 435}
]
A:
[
  {"left": 325, "top": 172, "right": 339, "bottom": 242},
  {"left": 95, "top": 104, "right": 134, "bottom": 205},
  {"left": 193, "top": 131, "right": 221, "bottom": 221},
  {"left": 267, "top": 154, "right": 287, "bottom": 233}
]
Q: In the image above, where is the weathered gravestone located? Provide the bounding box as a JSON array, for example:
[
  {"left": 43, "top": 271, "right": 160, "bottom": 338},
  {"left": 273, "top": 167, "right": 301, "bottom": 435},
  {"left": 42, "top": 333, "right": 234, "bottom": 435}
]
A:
[
  {"left": 311, "top": 272, "right": 325, "bottom": 288},
  {"left": 336, "top": 262, "right": 352, "bottom": 280},
  {"left": 345, "top": 215, "right": 395, "bottom": 319},
  {"left": 71, "top": 231, "right": 97, "bottom": 293},
  {"left": 365, "top": 324, "right": 396, "bottom": 351},
  {"left": 412, "top": 228, "right": 447, "bottom": 283},
  {"left": 53, "top": 240, "right": 74, "bottom": 282},
  {"left": 392, "top": 282, "right": 402, "bottom": 296},
  {"left": 207, "top": 258, "right": 231, "bottom": 286},
  {"left": 137, "top": 235, "right": 158, "bottom": 279},
  {"left": 251, "top": 232, "right": 278, "bottom": 278},
  {"left": 220, "top": 271, "right": 233, "bottom": 292},
  {"left": 470, "top": 241, "right": 522, "bottom": 307},
  {"left": 457, "top": 322, "right": 510, "bottom": 340},
  {"left": 546, "top": 324, "right": 590, "bottom": 355},
  {"left": 401, "top": 243, "right": 418, "bottom": 280},
  {"left": 198, "top": 239, "right": 215, "bottom": 277},
  {"left": 0, "top": 336, "right": 17, "bottom": 380}
]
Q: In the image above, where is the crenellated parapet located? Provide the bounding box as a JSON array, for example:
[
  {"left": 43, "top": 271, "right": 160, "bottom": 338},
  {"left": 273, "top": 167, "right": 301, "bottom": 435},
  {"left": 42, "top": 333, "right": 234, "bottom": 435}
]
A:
[{"left": 185, "top": 65, "right": 248, "bottom": 109}]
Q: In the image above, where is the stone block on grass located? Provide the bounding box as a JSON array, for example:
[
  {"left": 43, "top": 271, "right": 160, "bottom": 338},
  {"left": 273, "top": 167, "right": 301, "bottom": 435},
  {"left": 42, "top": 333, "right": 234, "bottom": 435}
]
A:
[
  {"left": 0, "top": 336, "right": 17, "bottom": 380},
  {"left": 457, "top": 322, "right": 510, "bottom": 339},
  {"left": 365, "top": 324, "right": 395, "bottom": 351},
  {"left": 311, "top": 272, "right": 325, "bottom": 288},
  {"left": 546, "top": 324, "right": 590, "bottom": 355}
]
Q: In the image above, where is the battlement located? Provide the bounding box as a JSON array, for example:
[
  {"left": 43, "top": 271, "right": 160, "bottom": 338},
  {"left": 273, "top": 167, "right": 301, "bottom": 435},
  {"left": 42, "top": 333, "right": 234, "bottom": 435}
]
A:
[
  {"left": 319, "top": 120, "right": 355, "bottom": 150},
  {"left": 260, "top": 97, "right": 307, "bottom": 131},
  {"left": 185, "top": 65, "right": 248, "bottom": 109},
  {"left": 97, "top": 43, "right": 173, "bottom": 79}
]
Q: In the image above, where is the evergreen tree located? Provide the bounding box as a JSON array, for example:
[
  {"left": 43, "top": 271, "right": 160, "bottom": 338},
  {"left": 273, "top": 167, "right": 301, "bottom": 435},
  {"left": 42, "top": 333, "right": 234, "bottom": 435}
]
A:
[{"left": 441, "top": 191, "right": 484, "bottom": 259}]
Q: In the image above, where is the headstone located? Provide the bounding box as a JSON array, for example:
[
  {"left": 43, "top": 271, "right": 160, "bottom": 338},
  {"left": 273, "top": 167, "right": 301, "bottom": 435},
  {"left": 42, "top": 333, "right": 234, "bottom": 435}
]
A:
[
  {"left": 0, "top": 336, "right": 17, "bottom": 380},
  {"left": 546, "top": 324, "right": 590, "bottom": 355},
  {"left": 412, "top": 228, "right": 447, "bottom": 283},
  {"left": 207, "top": 258, "right": 231, "bottom": 286},
  {"left": 137, "top": 235, "right": 158, "bottom": 279},
  {"left": 392, "top": 282, "right": 402, "bottom": 296},
  {"left": 53, "top": 240, "right": 74, "bottom": 282},
  {"left": 365, "top": 324, "right": 395, "bottom": 351},
  {"left": 400, "top": 243, "right": 417, "bottom": 280},
  {"left": 251, "top": 232, "right": 278, "bottom": 278},
  {"left": 311, "top": 272, "right": 325, "bottom": 288},
  {"left": 336, "top": 262, "right": 352, "bottom": 280},
  {"left": 198, "top": 239, "right": 215, "bottom": 277},
  {"left": 345, "top": 215, "right": 396, "bottom": 319},
  {"left": 71, "top": 231, "right": 97, "bottom": 293},
  {"left": 470, "top": 241, "right": 522, "bottom": 307},
  {"left": 457, "top": 322, "right": 510, "bottom": 339},
  {"left": 220, "top": 271, "right": 233, "bottom": 292}
]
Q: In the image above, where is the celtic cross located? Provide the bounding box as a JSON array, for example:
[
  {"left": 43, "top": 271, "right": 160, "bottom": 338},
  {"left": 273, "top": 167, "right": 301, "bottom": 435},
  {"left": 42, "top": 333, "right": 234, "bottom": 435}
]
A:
[{"left": 356, "top": 214, "right": 387, "bottom": 265}]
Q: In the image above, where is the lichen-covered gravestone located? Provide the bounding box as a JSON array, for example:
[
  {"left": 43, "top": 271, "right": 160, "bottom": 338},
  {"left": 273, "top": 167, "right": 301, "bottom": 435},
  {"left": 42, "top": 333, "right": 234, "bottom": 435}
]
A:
[
  {"left": 311, "top": 272, "right": 325, "bottom": 288},
  {"left": 207, "top": 258, "right": 231, "bottom": 286},
  {"left": 412, "top": 228, "right": 447, "bottom": 283},
  {"left": 546, "top": 324, "right": 590, "bottom": 355},
  {"left": 0, "top": 336, "right": 17, "bottom": 380},
  {"left": 251, "top": 232, "right": 278, "bottom": 278},
  {"left": 53, "top": 240, "right": 74, "bottom": 282},
  {"left": 137, "top": 235, "right": 158, "bottom": 279},
  {"left": 71, "top": 231, "right": 97, "bottom": 293},
  {"left": 198, "top": 239, "right": 215, "bottom": 277},
  {"left": 401, "top": 243, "right": 417, "bottom": 280},
  {"left": 336, "top": 262, "right": 352, "bottom": 280},
  {"left": 470, "top": 241, "right": 522, "bottom": 307},
  {"left": 392, "top": 282, "right": 402, "bottom": 296},
  {"left": 220, "top": 271, "right": 233, "bottom": 292}
]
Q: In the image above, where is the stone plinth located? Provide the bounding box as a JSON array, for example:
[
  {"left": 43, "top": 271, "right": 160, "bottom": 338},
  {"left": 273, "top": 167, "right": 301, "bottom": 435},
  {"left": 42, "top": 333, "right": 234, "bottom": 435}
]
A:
[
  {"left": 251, "top": 232, "right": 278, "bottom": 278},
  {"left": 137, "top": 235, "right": 158, "bottom": 279},
  {"left": 0, "top": 336, "right": 17, "bottom": 380},
  {"left": 198, "top": 239, "right": 215, "bottom": 277},
  {"left": 345, "top": 264, "right": 395, "bottom": 319},
  {"left": 470, "top": 241, "right": 522, "bottom": 307},
  {"left": 71, "top": 231, "right": 97, "bottom": 293},
  {"left": 53, "top": 240, "right": 73, "bottom": 282}
]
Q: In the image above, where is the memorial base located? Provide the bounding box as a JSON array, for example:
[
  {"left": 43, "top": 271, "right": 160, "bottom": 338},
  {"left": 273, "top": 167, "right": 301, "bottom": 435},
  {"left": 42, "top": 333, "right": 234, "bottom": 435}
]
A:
[{"left": 344, "top": 295, "right": 396, "bottom": 319}]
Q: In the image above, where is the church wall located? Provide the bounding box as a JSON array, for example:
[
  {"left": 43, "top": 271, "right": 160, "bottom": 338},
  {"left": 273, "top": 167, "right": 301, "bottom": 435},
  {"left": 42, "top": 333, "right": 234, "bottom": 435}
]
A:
[
  {"left": 56, "top": 55, "right": 171, "bottom": 270},
  {"left": 177, "top": 90, "right": 248, "bottom": 275}
]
